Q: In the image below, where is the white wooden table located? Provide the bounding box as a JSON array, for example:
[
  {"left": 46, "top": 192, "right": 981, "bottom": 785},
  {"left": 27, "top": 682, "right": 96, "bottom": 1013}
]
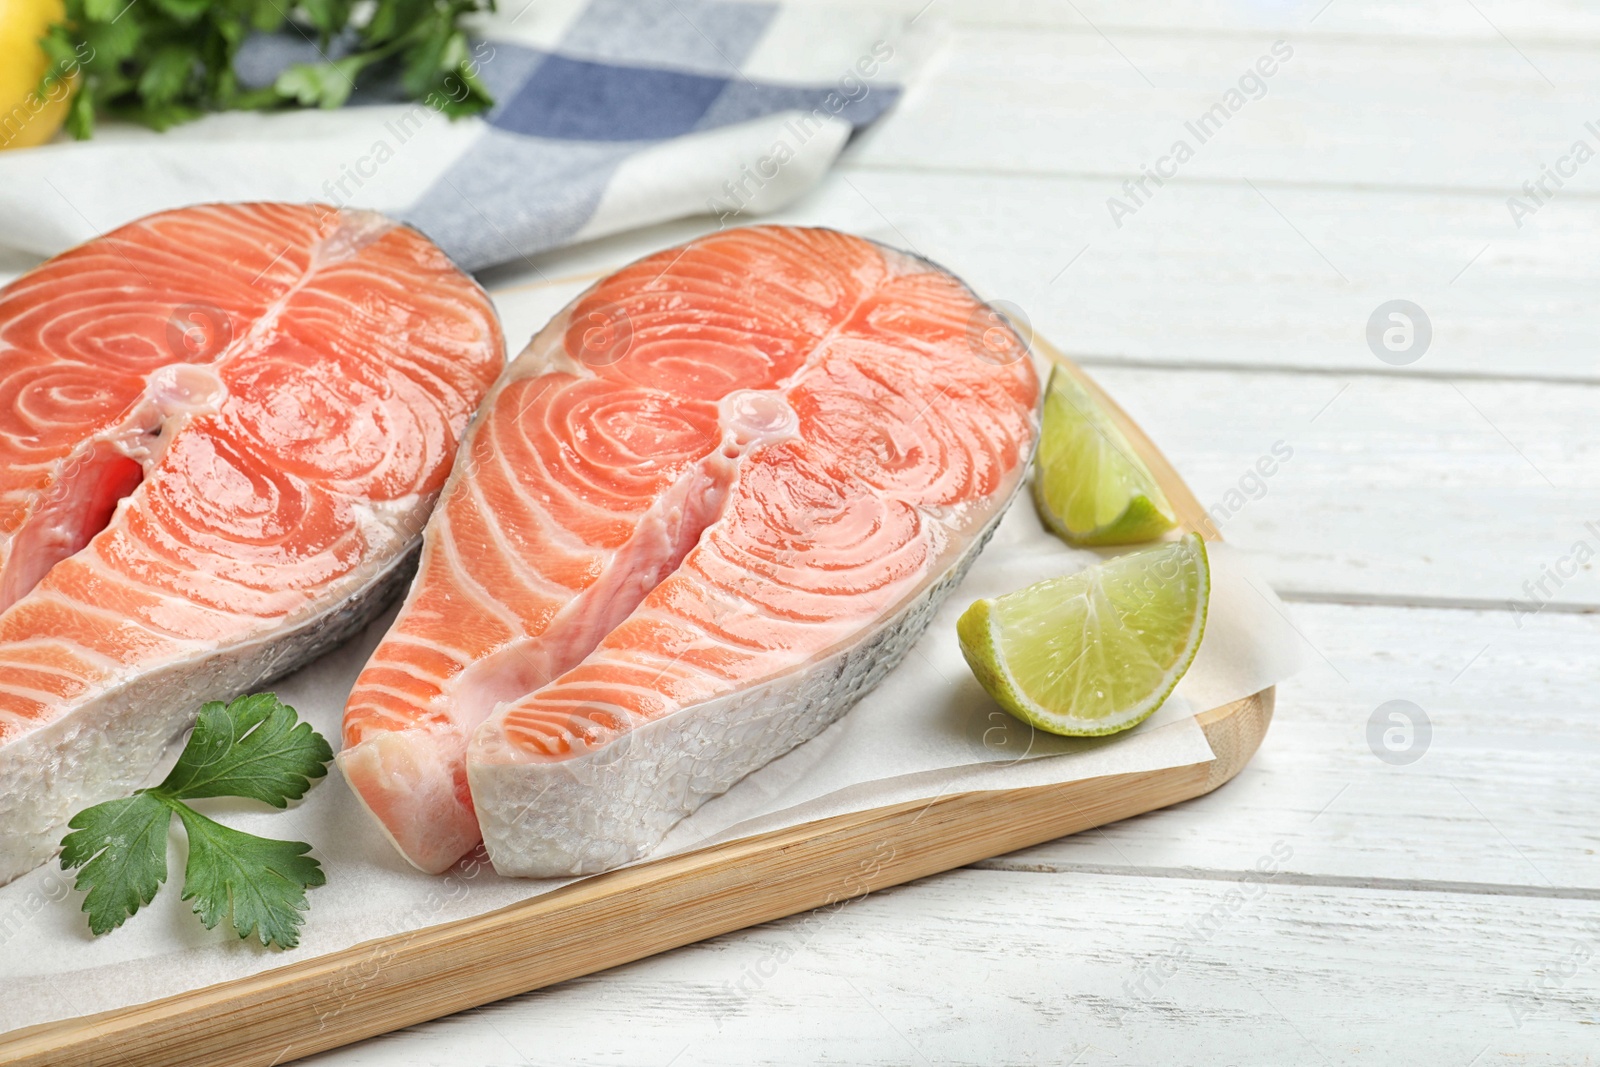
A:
[
  {"left": 275, "top": 3, "right": 1598, "bottom": 1063},
  {"left": 299, "top": 2, "right": 1599, "bottom": 1063},
  {"left": 16, "top": 0, "right": 1596, "bottom": 1061}
]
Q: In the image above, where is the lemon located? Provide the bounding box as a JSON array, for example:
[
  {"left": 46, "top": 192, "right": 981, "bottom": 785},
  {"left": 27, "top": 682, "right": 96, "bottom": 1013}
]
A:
[
  {"left": 1032, "top": 364, "right": 1177, "bottom": 546},
  {"left": 957, "top": 533, "right": 1209, "bottom": 736},
  {"left": 0, "top": 0, "right": 72, "bottom": 150}
]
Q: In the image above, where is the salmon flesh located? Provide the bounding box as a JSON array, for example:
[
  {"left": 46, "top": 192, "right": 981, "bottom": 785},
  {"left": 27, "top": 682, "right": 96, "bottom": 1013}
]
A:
[
  {"left": 339, "top": 226, "right": 1042, "bottom": 876},
  {"left": 0, "top": 204, "right": 504, "bottom": 886}
]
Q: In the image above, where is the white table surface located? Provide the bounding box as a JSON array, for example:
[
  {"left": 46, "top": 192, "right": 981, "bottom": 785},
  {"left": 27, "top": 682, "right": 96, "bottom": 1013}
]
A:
[{"left": 11, "top": 1, "right": 1597, "bottom": 1062}]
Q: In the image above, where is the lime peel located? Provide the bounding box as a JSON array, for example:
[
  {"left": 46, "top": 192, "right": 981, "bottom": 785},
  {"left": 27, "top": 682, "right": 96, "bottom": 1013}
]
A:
[{"left": 958, "top": 534, "right": 1210, "bottom": 737}]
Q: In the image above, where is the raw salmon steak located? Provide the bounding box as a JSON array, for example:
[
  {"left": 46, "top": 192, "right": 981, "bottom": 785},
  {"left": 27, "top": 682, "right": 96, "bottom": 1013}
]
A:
[
  {"left": 0, "top": 203, "right": 503, "bottom": 885},
  {"left": 340, "top": 226, "right": 1038, "bottom": 876}
]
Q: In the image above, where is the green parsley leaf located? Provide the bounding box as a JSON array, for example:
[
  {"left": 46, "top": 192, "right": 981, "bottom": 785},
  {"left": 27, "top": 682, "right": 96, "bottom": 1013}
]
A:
[
  {"left": 135, "top": 45, "right": 200, "bottom": 108},
  {"left": 59, "top": 793, "right": 172, "bottom": 936},
  {"left": 50, "top": 0, "right": 498, "bottom": 138},
  {"left": 274, "top": 57, "right": 366, "bottom": 110},
  {"left": 174, "top": 807, "right": 326, "bottom": 950},
  {"left": 159, "top": 693, "right": 334, "bottom": 807},
  {"left": 58, "top": 693, "right": 332, "bottom": 948},
  {"left": 297, "top": 0, "right": 356, "bottom": 42}
]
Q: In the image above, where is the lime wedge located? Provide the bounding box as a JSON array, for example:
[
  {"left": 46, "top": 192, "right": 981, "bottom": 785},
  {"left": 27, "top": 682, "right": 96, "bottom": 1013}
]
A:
[
  {"left": 957, "top": 534, "right": 1209, "bottom": 736},
  {"left": 1033, "top": 365, "right": 1177, "bottom": 546}
]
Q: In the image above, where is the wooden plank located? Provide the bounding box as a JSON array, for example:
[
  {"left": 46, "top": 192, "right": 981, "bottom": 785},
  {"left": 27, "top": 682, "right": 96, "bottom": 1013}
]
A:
[
  {"left": 1090, "top": 364, "right": 1600, "bottom": 607},
  {"left": 296, "top": 867, "right": 1600, "bottom": 1066},
  {"left": 799, "top": 0, "right": 1600, "bottom": 42},
  {"left": 0, "top": 692, "right": 1270, "bottom": 1067},
  {"left": 850, "top": 25, "right": 1600, "bottom": 192},
  {"left": 991, "top": 600, "right": 1600, "bottom": 891},
  {"left": 486, "top": 168, "right": 1600, "bottom": 381},
  {"left": 823, "top": 169, "right": 1600, "bottom": 380}
]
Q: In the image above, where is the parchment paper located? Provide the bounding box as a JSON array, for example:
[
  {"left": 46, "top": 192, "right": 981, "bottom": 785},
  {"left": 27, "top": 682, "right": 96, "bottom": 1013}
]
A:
[{"left": 0, "top": 503, "right": 1306, "bottom": 1034}]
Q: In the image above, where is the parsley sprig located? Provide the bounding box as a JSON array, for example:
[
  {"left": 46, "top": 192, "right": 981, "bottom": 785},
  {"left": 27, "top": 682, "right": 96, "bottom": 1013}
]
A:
[
  {"left": 41, "top": 0, "right": 496, "bottom": 138},
  {"left": 60, "top": 693, "right": 334, "bottom": 949}
]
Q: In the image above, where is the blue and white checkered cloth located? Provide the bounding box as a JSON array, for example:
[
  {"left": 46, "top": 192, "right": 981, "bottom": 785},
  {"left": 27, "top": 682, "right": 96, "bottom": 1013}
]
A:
[{"left": 0, "top": 0, "right": 931, "bottom": 271}]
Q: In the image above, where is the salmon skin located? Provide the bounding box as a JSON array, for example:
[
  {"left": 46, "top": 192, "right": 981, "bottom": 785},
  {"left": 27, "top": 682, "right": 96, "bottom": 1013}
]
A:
[
  {"left": 341, "top": 226, "right": 1039, "bottom": 877},
  {"left": 0, "top": 203, "right": 504, "bottom": 886}
]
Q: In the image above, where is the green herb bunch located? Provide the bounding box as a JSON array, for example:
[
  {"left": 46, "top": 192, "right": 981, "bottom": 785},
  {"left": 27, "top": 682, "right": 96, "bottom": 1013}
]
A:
[{"left": 40, "top": 0, "right": 496, "bottom": 139}]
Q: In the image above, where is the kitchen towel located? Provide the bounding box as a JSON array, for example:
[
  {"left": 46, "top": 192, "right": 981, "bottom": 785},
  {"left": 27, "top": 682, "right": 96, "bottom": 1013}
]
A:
[{"left": 0, "top": 0, "right": 933, "bottom": 269}]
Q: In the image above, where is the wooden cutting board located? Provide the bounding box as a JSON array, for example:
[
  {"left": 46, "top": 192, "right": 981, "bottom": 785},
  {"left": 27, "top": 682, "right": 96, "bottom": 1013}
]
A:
[{"left": 0, "top": 343, "right": 1274, "bottom": 1067}]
